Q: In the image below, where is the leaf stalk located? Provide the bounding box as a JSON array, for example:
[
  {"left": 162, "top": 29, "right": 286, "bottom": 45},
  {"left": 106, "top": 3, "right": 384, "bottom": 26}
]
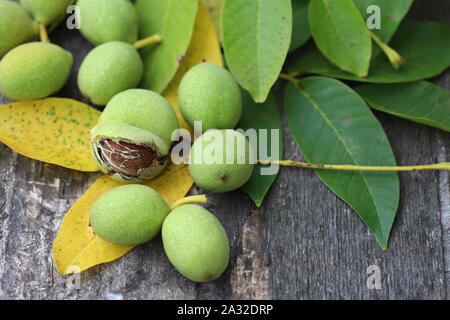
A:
[
  {"left": 370, "top": 31, "right": 405, "bottom": 69},
  {"left": 258, "top": 160, "right": 450, "bottom": 172},
  {"left": 279, "top": 73, "right": 299, "bottom": 83}
]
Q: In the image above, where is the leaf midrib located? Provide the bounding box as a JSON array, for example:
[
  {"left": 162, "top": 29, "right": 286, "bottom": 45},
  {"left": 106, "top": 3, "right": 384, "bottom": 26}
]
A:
[
  {"left": 298, "top": 85, "right": 386, "bottom": 240},
  {"left": 255, "top": 0, "right": 262, "bottom": 97},
  {"left": 320, "top": 0, "right": 368, "bottom": 71}
]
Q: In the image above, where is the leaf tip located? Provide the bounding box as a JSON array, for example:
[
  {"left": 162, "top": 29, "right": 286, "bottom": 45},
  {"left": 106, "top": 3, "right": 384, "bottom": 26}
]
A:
[
  {"left": 377, "top": 238, "right": 389, "bottom": 250},
  {"left": 251, "top": 91, "right": 269, "bottom": 104}
]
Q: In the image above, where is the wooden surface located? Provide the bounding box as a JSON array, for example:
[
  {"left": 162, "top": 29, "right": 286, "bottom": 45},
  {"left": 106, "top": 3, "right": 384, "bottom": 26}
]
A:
[{"left": 0, "top": 0, "right": 449, "bottom": 300}]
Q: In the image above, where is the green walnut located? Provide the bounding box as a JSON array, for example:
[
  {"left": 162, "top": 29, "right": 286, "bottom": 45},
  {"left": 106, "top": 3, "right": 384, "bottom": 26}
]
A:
[
  {"left": 77, "top": 0, "right": 138, "bottom": 46},
  {"left": 0, "top": 0, "right": 38, "bottom": 58},
  {"left": 0, "top": 42, "right": 73, "bottom": 101},
  {"left": 78, "top": 42, "right": 143, "bottom": 106},
  {"left": 178, "top": 63, "right": 242, "bottom": 131},
  {"left": 162, "top": 204, "right": 230, "bottom": 282},
  {"left": 189, "top": 129, "right": 255, "bottom": 193},
  {"left": 90, "top": 89, "right": 178, "bottom": 182},
  {"left": 20, "top": 0, "right": 73, "bottom": 25},
  {"left": 99, "top": 89, "right": 178, "bottom": 145},
  {"left": 90, "top": 184, "right": 170, "bottom": 246}
]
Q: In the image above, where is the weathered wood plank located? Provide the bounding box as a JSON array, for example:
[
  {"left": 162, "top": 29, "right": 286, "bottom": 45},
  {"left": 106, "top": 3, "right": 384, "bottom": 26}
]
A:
[
  {"left": 0, "top": 0, "right": 449, "bottom": 299},
  {"left": 264, "top": 1, "right": 450, "bottom": 299}
]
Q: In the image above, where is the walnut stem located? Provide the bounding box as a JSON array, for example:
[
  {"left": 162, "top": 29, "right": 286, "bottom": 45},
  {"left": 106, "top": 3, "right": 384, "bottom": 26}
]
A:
[
  {"left": 170, "top": 195, "right": 208, "bottom": 210},
  {"left": 370, "top": 31, "right": 405, "bottom": 69},
  {"left": 133, "top": 34, "right": 162, "bottom": 50},
  {"left": 39, "top": 24, "right": 49, "bottom": 43}
]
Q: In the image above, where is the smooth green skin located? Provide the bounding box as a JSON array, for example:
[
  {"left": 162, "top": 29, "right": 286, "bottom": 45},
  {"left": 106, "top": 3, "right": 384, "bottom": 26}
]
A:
[
  {"left": 77, "top": 0, "right": 138, "bottom": 46},
  {"left": 20, "top": 0, "right": 73, "bottom": 25},
  {"left": 162, "top": 205, "right": 230, "bottom": 282},
  {"left": 179, "top": 63, "right": 242, "bottom": 132},
  {"left": 0, "top": 42, "right": 73, "bottom": 101},
  {"left": 90, "top": 184, "right": 170, "bottom": 246},
  {"left": 90, "top": 121, "right": 169, "bottom": 182},
  {"left": 100, "top": 89, "right": 178, "bottom": 145},
  {"left": 0, "top": 1, "right": 38, "bottom": 58},
  {"left": 189, "top": 129, "right": 254, "bottom": 193},
  {"left": 78, "top": 42, "right": 143, "bottom": 106}
]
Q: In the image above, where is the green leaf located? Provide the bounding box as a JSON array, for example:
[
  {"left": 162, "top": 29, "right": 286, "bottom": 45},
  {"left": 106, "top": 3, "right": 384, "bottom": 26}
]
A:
[
  {"left": 289, "top": 0, "right": 311, "bottom": 52},
  {"left": 291, "top": 22, "right": 450, "bottom": 83},
  {"left": 308, "top": 0, "right": 371, "bottom": 77},
  {"left": 356, "top": 81, "right": 450, "bottom": 132},
  {"left": 354, "top": 0, "right": 414, "bottom": 58},
  {"left": 285, "top": 76, "right": 399, "bottom": 248},
  {"left": 238, "top": 91, "right": 283, "bottom": 206},
  {"left": 222, "top": 0, "right": 292, "bottom": 103},
  {"left": 135, "top": 0, "right": 198, "bottom": 93}
]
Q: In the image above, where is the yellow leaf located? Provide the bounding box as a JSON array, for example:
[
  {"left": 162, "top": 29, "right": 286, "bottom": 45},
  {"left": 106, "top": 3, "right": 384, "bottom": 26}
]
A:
[
  {"left": 52, "top": 1, "right": 223, "bottom": 275},
  {"left": 53, "top": 162, "right": 193, "bottom": 275},
  {"left": 201, "top": 0, "right": 224, "bottom": 39},
  {"left": 0, "top": 98, "right": 100, "bottom": 172},
  {"left": 164, "top": 1, "right": 223, "bottom": 131}
]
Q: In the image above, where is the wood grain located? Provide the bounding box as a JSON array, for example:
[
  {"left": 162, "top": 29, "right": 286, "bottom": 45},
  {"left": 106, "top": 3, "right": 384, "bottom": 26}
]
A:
[{"left": 0, "top": 0, "right": 449, "bottom": 299}]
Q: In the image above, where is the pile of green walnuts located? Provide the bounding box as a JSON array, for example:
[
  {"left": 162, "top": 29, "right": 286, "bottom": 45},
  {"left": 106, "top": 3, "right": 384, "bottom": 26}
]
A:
[
  {"left": 90, "top": 62, "right": 253, "bottom": 283},
  {"left": 0, "top": 0, "right": 255, "bottom": 282}
]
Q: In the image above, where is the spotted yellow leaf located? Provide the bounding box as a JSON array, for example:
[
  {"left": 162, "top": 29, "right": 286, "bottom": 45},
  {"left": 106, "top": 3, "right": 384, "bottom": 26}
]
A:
[{"left": 0, "top": 98, "right": 100, "bottom": 172}]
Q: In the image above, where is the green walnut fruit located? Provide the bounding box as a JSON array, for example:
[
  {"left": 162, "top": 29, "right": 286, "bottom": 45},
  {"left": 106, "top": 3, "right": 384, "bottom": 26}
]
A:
[
  {"left": 90, "top": 89, "right": 178, "bottom": 182},
  {"left": 78, "top": 42, "right": 143, "bottom": 106},
  {"left": 178, "top": 63, "right": 242, "bottom": 132},
  {"left": 162, "top": 204, "right": 230, "bottom": 282},
  {"left": 189, "top": 129, "right": 255, "bottom": 193},
  {"left": 0, "top": 0, "right": 38, "bottom": 58},
  {"left": 20, "top": 0, "right": 73, "bottom": 25},
  {"left": 90, "top": 184, "right": 170, "bottom": 246},
  {"left": 77, "top": 0, "right": 138, "bottom": 45},
  {"left": 99, "top": 89, "right": 178, "bottom": 145},
  {"left": 0, "top": 42, "right": 73, "bottom": 101}
]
